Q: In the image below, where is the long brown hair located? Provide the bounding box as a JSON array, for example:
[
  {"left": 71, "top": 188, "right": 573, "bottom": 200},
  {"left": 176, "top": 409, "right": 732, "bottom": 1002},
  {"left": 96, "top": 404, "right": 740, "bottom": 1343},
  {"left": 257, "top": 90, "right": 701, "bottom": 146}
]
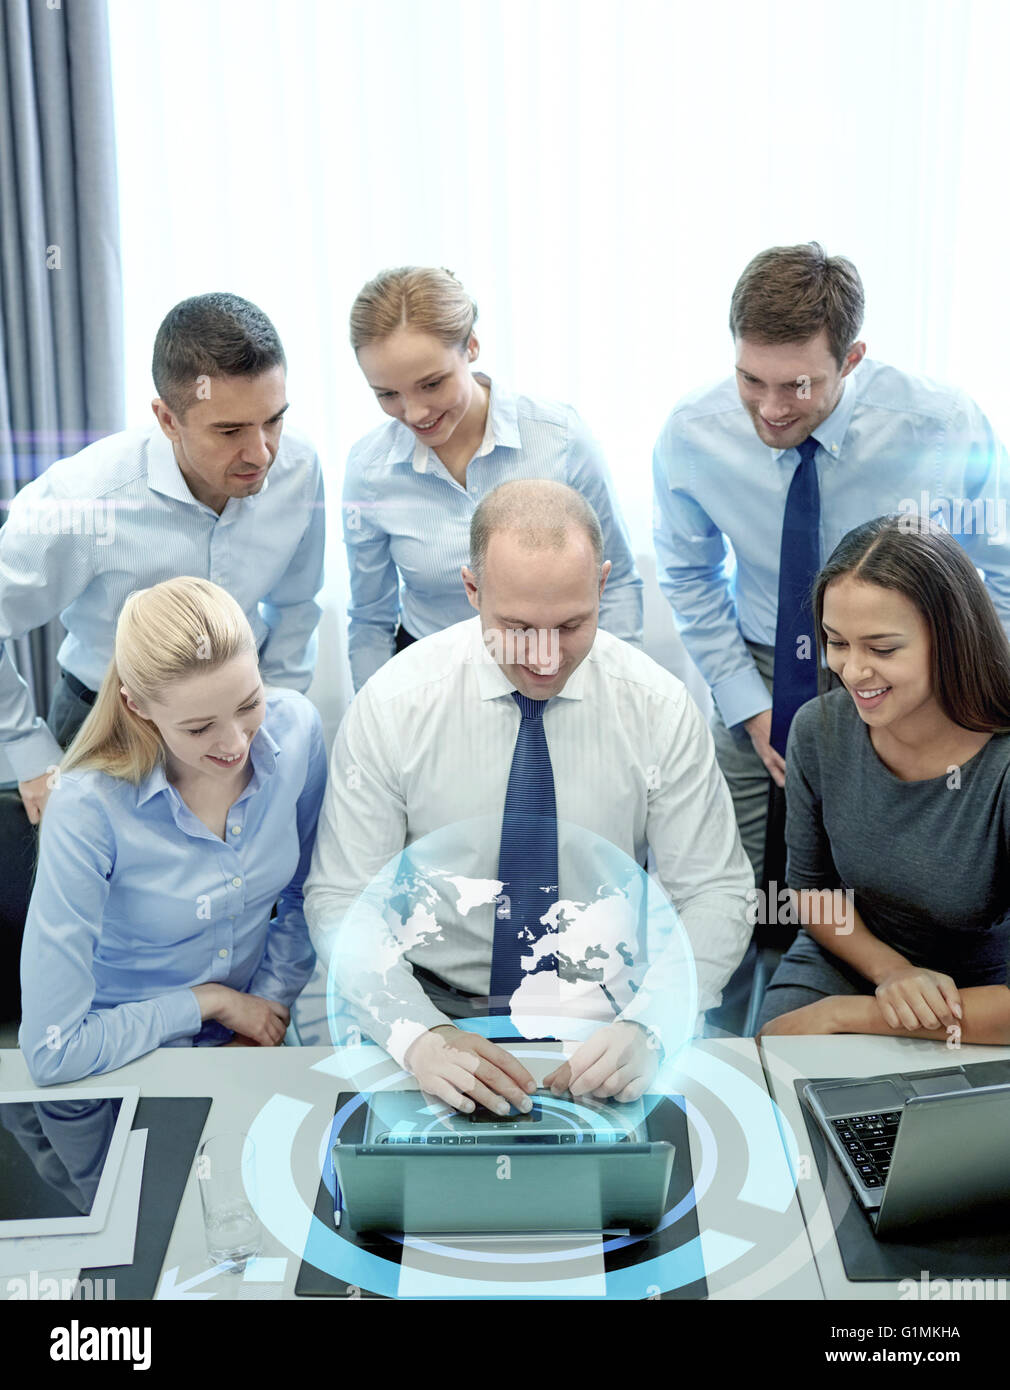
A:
[{"left": 814, "top": 515, "right": 1010, "bottom": 732}]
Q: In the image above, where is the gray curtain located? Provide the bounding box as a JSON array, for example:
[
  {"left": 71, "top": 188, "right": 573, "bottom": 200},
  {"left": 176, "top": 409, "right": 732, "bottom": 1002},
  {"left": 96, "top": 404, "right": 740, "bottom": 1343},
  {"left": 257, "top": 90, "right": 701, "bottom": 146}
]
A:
[{"left": 0, "top": 0, "right": 123, "bottom": 782}]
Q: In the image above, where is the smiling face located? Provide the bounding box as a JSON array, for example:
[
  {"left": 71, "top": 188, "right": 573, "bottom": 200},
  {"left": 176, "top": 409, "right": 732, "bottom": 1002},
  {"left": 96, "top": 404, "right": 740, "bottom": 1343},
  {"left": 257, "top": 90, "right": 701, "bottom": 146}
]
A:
[
  {"left": 462, "top": 530, "right": 610, "bottom": 700},
  {"left": 123, "top": 652, "right": 265, "bottom": 788},
  {"left": 821, "top": 576, "right": 937, "bottom": 732},
  {"left": 356, "top": 327, "right": 485, "bottom": 450},
  {"left": 151, "top": 366, "right": 288, "bottom": 513},
  {"left": 735, "top": 329, "right": 865, "bottom": 451}
]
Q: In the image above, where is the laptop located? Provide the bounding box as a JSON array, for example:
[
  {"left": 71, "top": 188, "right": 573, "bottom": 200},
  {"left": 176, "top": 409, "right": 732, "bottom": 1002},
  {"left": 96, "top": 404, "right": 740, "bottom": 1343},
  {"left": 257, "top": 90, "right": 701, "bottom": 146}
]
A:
[
  {"left": 331, "top": 1089, "right": 676, "bottom": 1234},
  {"left": 803, "top": 1060, "right": 1010, "bottom": 1236}
]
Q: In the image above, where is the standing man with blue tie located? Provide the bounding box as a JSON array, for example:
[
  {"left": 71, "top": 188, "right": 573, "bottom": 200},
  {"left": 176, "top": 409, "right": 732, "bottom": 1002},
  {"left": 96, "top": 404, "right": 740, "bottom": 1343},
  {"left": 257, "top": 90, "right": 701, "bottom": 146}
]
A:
[
  {"left": 305, "top": 480, "right": 752, "bottom": 1113},
  {"left": 653, "top": 242, "right": 1010, "bottom": 880},
  {"left": 0, "top": 293, "right": 325, "bottom": 822}
]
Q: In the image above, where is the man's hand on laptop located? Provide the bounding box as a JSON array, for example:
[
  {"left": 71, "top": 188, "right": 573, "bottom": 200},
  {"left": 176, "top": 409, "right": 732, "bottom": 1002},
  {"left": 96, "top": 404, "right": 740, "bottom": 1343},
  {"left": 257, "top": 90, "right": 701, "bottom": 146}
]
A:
[
  {"left": 874, "top": 966, "right": 962, "bottom": 1032},
  {"left": 406, "top": 1026, "right": 537, "bottom": 1115},
  {"left": 543, "top": 1021, "right": 658, "bottom": 1103}
]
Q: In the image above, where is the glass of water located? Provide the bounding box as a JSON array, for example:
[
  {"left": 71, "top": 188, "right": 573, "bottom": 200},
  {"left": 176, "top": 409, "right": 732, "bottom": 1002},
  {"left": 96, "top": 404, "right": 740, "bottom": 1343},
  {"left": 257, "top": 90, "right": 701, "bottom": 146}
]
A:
[{"left": 197, "top": 1133, "right": 263, "bottom": 1273}]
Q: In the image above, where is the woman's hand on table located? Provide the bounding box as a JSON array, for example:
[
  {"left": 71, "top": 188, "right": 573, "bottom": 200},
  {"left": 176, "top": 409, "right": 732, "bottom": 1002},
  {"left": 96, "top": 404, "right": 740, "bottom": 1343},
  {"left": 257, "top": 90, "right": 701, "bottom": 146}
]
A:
[
  {"left": 873, "top": 967, "right": 962, "bottom": 1032},
  {"left": 761, "top": 985, "right": 965, "bottom": 1039},
  {"left": 759, "top": 997, "right": 848, "bottom": 1036},
  {"left": 192, "top": 984, "right": 289, "bottom": 1045}
]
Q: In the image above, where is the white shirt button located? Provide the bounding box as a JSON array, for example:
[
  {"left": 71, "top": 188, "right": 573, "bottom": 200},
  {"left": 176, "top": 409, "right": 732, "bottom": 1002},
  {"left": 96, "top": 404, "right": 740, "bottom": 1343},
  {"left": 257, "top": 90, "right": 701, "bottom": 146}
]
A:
[
  {"left": 230, "top": 825, "right": 241, "bottom": 835},
  {"left": 218, "top": 948, "right": 228, "bottom": 959},
  {"left": 232, "top": 877, "right": 242, "bottom": 888}
]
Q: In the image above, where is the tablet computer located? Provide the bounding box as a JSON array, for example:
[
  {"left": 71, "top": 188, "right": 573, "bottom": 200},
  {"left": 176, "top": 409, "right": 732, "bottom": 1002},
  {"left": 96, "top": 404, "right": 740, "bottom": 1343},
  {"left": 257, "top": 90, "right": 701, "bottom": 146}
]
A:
[{"left": 0, "top": 1086, "right": 140, "bottom": 1238}]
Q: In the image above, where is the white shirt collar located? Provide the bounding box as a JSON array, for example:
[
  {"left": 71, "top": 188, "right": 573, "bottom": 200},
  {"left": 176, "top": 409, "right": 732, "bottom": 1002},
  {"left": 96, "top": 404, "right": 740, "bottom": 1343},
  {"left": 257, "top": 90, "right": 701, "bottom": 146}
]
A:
[
  {"left": 409, "top": 373, "right": 520, "bottom": 473},
  {"left": 770, "top": 370, "right": 858, "bottom": 462},
  {"left": 145, "top": 426, "right": 271, "bottom": 515}
]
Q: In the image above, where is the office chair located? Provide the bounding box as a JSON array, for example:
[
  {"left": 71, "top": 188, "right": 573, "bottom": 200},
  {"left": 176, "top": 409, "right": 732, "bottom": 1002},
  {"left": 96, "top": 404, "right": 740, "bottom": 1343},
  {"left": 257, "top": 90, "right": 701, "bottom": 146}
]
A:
[{"left": 0, "top": 786, "right": 38, "bottom": 1025}]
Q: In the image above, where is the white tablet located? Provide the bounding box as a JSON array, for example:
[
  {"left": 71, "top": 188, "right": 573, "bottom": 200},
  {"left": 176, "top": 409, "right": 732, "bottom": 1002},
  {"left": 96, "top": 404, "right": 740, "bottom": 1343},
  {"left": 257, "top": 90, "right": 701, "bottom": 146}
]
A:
[{"left": 0, "top": 1086, "right": 140, "bottom": 1238}]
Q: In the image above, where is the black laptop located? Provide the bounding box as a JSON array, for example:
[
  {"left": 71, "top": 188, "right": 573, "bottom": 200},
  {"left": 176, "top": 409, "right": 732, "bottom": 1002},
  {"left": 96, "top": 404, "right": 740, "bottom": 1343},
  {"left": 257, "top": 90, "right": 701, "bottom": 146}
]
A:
[{"left": 803, "top": 1060, "right": 1010, "bottom": 1236}]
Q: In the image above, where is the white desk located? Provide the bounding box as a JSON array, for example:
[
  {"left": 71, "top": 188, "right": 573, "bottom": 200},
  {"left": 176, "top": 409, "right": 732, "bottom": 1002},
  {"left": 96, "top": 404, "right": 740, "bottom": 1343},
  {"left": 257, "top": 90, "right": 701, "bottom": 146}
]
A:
[
  {"left": 0, "top": 1039, "right": 818, "bottom": 1301},
  {"left": 760, "top": 1034, "right": 1010, "bottom": 1301}
]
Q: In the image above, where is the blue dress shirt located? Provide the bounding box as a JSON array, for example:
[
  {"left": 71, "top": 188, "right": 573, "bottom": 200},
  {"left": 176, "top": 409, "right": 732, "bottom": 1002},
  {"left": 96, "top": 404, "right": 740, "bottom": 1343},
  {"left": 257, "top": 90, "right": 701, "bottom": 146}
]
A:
[
  {"left": 342, "top": 374, "right": 644, "bottom": 691},
  {"left": 653, "top": 359, "right": 1010, "bottom": 729},
  {"left": 19, "top": 689, "right": 327, "bottom": 1085},
  {"left": 0, "top": 424, "right": 325, "bottom": 781}
]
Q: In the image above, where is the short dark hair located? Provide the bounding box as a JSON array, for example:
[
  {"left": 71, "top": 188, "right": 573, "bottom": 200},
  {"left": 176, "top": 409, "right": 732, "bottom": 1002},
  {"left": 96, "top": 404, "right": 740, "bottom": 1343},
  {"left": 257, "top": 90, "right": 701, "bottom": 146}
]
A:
[
  {"left": 152, "top": 293, "right": 285, "bottom": 414},
  {"left": 729, "top": 242, "right": 865, "bottom": 367},
  {"left": 814, "top": 515, "right": 1010, "bottom": 732}
]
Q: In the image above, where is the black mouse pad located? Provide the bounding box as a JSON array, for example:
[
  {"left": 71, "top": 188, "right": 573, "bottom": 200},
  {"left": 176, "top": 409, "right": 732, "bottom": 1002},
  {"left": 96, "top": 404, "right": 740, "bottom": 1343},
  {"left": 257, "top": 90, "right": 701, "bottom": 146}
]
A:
[
  {"left": 795, "top": 1079, "right": 1010, "bottom": 1281},
  {"left": 295, "top": 1093, "right": 707, "bottom": 1299}
]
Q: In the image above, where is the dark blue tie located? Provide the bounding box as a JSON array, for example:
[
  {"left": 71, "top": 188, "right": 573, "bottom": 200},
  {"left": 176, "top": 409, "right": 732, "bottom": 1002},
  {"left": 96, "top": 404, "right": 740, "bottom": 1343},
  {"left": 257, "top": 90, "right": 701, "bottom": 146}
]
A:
[
  {"left": 770, "top": 435, "right": 821, "bottom": 756},
  {"left": 491, "top": 692, "right": 559, "bottom": 1013}
]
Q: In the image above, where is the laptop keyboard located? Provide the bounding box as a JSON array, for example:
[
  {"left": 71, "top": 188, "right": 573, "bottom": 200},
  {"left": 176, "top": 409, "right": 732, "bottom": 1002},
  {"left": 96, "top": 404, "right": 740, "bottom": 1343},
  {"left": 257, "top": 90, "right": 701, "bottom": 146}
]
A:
[{"left": 830, "top": 1110, "right": 903, "bottom": 1187}]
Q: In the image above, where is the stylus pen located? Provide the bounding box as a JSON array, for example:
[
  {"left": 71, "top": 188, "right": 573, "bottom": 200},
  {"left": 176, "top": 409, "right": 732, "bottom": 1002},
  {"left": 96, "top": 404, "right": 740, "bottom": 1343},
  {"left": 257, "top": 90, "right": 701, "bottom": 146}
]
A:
[{"left": 333, "top": 1175, "right": 343, "bottom": 1229}]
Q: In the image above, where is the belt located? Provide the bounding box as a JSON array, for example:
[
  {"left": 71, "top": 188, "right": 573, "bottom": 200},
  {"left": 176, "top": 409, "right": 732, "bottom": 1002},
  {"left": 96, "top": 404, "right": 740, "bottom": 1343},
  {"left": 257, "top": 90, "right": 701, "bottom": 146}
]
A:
[
  {"left": 410, "top": 961, "right": 554, "bottom": 1042},
  {"left": 411, "top": 961, "right": 488, "bottom": 1007},
  {"left": 62, "top": 670, "right": 97, "bottom": 706}
]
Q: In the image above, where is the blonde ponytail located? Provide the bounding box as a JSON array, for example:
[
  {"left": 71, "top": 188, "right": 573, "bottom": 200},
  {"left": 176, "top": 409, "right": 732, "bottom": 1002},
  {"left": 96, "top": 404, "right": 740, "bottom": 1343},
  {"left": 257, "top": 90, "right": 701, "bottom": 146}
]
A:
[{"left": 63, "top": 577, "right": 256, "bottom": 783}]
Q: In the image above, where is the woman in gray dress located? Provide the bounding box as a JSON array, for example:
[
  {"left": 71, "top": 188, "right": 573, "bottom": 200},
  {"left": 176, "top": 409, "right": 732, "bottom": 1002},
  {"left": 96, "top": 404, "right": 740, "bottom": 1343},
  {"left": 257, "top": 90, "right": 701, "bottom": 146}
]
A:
[{"left": 758, "top": 513, "right": 1010, "bottom": 1042}]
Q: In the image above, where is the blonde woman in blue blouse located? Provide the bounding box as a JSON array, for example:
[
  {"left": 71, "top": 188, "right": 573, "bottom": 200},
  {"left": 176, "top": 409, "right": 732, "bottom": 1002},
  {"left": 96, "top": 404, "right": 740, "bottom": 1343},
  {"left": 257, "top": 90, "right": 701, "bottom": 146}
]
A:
[
  {"left": 343, "top": 266, "right": 644, "bottom": 691},
  {"left": 19, "top": 577, "right": 326, "bottom": 1084}
]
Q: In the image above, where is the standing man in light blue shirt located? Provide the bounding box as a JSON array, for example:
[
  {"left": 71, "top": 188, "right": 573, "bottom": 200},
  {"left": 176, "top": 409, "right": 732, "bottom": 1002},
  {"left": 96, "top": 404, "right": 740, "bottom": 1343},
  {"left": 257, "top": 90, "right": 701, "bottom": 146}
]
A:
[
  {"left": 0, "top": 292, "right": 325, "bottom": 822},
  {"left": 653, "top": 242, "right": 1009, "bottom": 877},
  {"left": 343, "top": 267, "right": 643, "bottom": 692}
]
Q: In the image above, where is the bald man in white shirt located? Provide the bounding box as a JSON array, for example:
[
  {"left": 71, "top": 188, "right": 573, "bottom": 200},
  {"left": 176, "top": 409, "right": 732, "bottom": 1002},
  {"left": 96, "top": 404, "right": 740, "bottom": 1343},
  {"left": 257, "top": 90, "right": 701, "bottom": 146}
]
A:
[{"left": 305, "top": 480, "right": 752, "bottom": 1113}]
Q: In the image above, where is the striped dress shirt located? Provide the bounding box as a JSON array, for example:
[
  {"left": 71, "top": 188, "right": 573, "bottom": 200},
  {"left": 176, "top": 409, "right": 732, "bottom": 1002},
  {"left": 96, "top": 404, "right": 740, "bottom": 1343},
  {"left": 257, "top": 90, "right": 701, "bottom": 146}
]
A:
[
  {"left": 0, "top": 424, "right": 325, "bottom": 782},
  {"left": 342, "top": 374, "right": 644, "bottom": 692},
  {"left": 653, "top": 358, "right": 1010, "bottom": 730}
]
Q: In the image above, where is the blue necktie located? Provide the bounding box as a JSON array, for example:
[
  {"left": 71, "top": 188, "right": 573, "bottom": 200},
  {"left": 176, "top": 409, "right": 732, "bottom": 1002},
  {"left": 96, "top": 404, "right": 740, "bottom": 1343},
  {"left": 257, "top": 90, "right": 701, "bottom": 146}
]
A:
[
  {"left": 770, "top": 435, "right": 821, "bottom": 756},
  {"left": 491, "top": 692, "right": 559, "bottom": 1014}
]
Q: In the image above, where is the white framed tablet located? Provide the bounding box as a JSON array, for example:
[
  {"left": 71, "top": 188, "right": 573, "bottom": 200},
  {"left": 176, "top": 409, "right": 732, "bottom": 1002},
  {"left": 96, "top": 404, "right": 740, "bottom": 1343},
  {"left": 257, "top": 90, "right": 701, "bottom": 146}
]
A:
[{"left": 0, "top": 1086, "right": 140, "bottom": 1238}]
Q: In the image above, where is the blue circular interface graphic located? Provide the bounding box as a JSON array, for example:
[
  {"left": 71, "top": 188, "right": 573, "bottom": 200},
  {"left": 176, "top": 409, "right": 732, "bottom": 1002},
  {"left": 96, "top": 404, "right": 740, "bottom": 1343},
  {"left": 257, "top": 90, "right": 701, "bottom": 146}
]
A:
[{"left": 245, "top": 1045, "right": 806, "bottom": 1299}]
